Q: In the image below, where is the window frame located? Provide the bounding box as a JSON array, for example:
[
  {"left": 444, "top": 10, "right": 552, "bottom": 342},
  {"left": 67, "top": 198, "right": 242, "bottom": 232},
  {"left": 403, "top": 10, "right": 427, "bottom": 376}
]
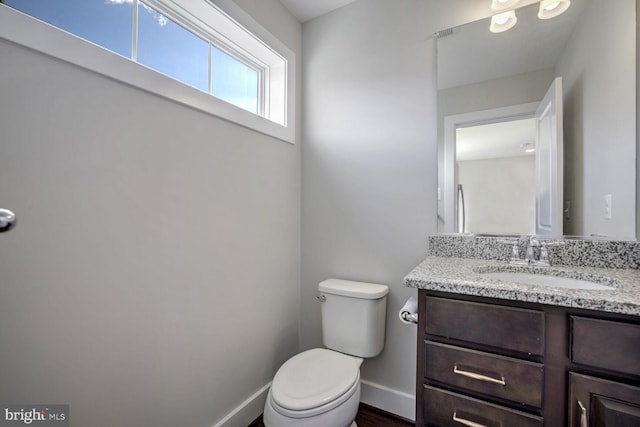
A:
[{"left": 0, "top": 0, "right": 295, "bottom": 144}]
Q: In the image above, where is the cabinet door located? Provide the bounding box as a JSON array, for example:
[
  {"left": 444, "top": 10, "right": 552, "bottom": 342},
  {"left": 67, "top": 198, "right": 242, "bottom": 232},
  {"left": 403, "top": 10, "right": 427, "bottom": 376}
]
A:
[{"left": 569, "top": 373, "right": 640, "bottom": 427}]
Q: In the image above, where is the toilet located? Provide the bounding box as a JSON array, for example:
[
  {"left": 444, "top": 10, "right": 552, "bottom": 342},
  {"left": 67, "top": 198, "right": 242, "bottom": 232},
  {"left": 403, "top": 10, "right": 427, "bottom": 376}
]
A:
[{"left": 263, "top": 279, "right": 389, "bottom": 427}]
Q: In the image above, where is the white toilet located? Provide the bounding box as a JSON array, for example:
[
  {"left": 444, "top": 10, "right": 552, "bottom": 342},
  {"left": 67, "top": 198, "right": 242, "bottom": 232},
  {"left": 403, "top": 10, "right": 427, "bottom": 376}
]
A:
[{"left": 263, "top": 279, "right": 389, "bottom": 427}]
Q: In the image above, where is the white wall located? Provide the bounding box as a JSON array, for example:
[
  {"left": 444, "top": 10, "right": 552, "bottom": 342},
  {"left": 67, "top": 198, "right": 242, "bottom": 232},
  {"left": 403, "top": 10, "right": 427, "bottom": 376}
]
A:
[
  {"left": 458, "top": 156, "right": 536, "bottom": 235},
  {"left": 558, "top": 0, "right": 636, "bottom": 239},
  {"left": 300, "top": 0, "right": 492, "bottom": 419},
  {"left": 0, "top": 1, "right": 301, "bottom": 426}
]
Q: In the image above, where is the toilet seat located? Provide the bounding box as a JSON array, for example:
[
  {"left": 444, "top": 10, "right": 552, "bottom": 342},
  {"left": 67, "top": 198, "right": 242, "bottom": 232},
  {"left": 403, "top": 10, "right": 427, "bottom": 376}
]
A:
[{"left": 270, "top": 348, "right": 361, "bottom": 418}]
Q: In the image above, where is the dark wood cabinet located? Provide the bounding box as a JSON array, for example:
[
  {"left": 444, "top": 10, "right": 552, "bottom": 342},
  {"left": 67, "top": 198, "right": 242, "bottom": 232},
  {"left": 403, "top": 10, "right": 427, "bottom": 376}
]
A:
[
  {"left": 416, "top": 291, "right": 640, "bottom": 427},
  {"left": 570, "top": 316, "right": 640, "bottom": 377},
  {"left": 424, "top": 297, "right": 545, "bottom": 356},
  {"left": 424, "top": 341, "right": 544, "bottom": 408},
  {"left": 568, "top": 315, "right": 640, "bottom": 427},
  {"left": 423, "top": 385, "right": 543, "bottom": 427},
  {"left": 569, "top": 373, "right": 640, "bottom": 427}
]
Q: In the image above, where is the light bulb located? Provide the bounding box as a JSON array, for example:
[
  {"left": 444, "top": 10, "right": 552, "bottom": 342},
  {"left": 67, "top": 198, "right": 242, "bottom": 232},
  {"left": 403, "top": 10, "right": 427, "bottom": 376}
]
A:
[
  {"left": 538, "top": 0, "right": 570, "bottom": 19},
  {"left": 490, "top": 10, "right": 517, "bottom": 33},
  {"left": 490, "top": 0, "right": 520, "bottom": 12},
  {"left": 495, "top": 15, "right": 510, "bottom": 25},
  {"left": 544, "top": 1, "right": 561, "bottom": 11}
]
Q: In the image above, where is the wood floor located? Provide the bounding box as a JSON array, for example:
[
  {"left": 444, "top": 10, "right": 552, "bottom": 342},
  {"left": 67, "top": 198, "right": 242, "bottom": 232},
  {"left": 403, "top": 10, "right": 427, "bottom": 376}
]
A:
[
  {"left": 354, "top": 404, "right": 414, "bottom": 426},
  {"left": 251, "top": 403, "right": 414, "bottom": 427}
]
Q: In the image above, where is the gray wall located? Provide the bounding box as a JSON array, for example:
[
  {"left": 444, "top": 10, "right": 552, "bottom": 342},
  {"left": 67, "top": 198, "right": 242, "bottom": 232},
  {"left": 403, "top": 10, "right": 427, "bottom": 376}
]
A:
[
  {"left": 558, "top": 0, "right": 636, "bottom": 239},
  {"left": 300, "top": 0, "right": 491, "bottom": 415},
  {"left": 2, "top": 0, "right": 635, "bottom": 424},
  {"left": 0, "top": 1, "right": 301, "bottom": 426}
]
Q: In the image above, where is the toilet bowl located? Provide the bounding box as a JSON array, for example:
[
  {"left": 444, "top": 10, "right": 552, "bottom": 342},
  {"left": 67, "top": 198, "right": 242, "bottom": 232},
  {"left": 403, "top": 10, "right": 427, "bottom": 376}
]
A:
[
  {"left": 263, "top": 279, "right": 388, "bottom": 427},
  {"left": 262, "top": 279, "right": 389, "bottom": 427},
  {"left": 263, "top": 348, "right": 362, "bottom": 427}
]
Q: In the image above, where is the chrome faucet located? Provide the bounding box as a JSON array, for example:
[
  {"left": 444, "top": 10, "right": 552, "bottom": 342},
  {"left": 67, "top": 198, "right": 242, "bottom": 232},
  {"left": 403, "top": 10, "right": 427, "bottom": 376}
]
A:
[
  {"left": 524, "top": 237, "right": 551, "bottom": 267},
  {"left": 498, "top": 236, "right": 564, "bottom": 267},
  {"left": 524, "top": 236, "right": 537, "bottom": 264},
  {"left": 501, "top": 236, "right": 552, "bottom": 267}
]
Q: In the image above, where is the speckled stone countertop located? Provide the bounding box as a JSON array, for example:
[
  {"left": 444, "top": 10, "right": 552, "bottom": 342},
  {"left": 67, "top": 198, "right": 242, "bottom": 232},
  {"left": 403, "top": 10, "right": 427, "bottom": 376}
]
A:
[
  {"left": 403, "top": 236, "right": 640, "bottom": 316},
  {"left": 404, "top": 257, "right": 640, "bottom": 315}
]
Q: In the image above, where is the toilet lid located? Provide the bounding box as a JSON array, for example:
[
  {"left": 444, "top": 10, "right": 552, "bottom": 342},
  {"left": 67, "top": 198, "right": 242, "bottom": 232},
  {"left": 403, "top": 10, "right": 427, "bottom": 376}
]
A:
[{"left": 271, "top": 348, "right": 360, "bottom": 411}]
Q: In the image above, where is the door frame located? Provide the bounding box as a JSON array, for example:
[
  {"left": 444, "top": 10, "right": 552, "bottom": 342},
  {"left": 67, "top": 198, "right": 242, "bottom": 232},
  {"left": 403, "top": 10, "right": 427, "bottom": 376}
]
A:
[
  {"left": 534, "top": 77, "right": 564, "bottom": 236},
  {"left": 442, "top": 102, "right": 539, "bottom": 233}
]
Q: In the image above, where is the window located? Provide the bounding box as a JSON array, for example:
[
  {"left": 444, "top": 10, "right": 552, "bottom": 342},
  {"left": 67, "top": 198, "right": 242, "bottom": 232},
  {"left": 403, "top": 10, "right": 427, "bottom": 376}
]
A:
[
  {"left": 211, "top": 46, "right": 259, "bottom": 114},
  {"left": 0, "top": 0, "right": 293, "bottom": 142},
  {"left": 136, "top": 3, "right": 210, "bottom": 92},
  {"left": 4, "top": 0, "right": 133, "bottom": 57}
]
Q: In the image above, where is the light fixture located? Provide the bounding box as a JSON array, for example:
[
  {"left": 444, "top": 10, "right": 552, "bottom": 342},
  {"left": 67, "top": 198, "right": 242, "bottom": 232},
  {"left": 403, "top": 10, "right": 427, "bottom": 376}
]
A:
[
  {"left": 538, "top": 0, "right": 571, "bottom": 19},
  {"left": 490, "top": 0, "right": 520, "bottom": 12},
  {"left": 490, "top": 10, "right": 518, "bottom": 33},
  {"left": 521, "top": 143, "right": 535, "bottom": 153}
]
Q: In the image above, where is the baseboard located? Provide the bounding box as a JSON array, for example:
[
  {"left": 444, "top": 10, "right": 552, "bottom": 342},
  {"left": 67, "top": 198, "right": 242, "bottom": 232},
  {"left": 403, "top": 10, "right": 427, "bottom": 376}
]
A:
[
  {"left": 212, "top": 382, "right": 271, "bottom": 427},
  {"left": 211, "top": 380, "right": 415, "bottom": 426},
  {"left": 360, "top": 380, "right": 416, "bottom": 422}
]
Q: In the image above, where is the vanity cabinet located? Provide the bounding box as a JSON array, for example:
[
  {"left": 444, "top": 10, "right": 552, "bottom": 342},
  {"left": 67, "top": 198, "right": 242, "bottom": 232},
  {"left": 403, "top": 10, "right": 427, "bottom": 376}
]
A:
[
  {"left": 568, "top": 317, "right": 640, "bottom": 427},
  {"left": 416, "top": 292, "right": 640, "bottom": 427},
  {"left": 568, "top": 373, "right": 640, "bottom": 427}
]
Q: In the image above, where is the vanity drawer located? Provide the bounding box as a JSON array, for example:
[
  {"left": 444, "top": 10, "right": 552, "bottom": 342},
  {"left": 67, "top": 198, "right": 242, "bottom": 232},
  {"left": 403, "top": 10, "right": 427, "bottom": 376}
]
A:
[
  {"left": 423, "top": 385, "right": 543, "bottom": 427},
  {"left": 424, "top": 341, "right": 544, "bottom": 408},
  {"left": 424, "top": 296, "right": 545, "bottom": 356},
  {"left": 571, "top": 316, "right": 640, "bottom": 377}
]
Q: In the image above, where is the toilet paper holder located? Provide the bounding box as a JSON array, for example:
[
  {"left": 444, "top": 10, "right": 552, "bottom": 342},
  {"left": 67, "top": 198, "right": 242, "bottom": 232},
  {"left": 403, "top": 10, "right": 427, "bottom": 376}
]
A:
[
  {"left": 399, "top": 296, "right": 418, "bottom": 324},
  {"left": 400, "top": 311, "right": 418, "bottom": 324}
]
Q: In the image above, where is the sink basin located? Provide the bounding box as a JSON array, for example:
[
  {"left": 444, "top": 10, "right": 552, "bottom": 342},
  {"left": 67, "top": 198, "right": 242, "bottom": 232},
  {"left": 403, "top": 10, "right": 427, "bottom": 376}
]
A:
[{"left": 479, "top": 271, "right": 615, "bottom": 290}]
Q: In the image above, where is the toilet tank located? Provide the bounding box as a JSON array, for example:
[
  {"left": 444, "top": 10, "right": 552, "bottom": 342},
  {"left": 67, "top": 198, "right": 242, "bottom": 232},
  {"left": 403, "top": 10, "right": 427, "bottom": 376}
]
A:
[{"left": 318, "top": 279, "right": 389, "bottom": 358}]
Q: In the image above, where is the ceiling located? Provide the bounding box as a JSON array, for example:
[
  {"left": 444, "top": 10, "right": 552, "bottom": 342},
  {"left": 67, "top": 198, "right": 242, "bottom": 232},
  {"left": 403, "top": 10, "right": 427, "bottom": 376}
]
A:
[
  {"left": 278, "top": 0, "right": 358, "bottom": 22},
  {"left": 456, "top": 118, "right": 536, "bottom": 162}
]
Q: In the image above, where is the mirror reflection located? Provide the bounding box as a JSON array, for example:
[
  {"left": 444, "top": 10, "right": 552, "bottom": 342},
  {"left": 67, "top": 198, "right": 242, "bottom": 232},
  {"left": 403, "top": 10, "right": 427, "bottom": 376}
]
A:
[
  {"left": 437, "top": 0, "right": 637, "bottom": 240},
  {"left": 456, "top": 118, "right": 536, "bottom": 235}
]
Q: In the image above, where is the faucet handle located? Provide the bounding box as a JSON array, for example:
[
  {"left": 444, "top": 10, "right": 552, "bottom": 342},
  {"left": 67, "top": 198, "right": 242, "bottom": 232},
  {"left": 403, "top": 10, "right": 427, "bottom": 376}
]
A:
[
  {"left": 539, "top": 243, "right": 550, "bottom": 265},
  {"left": 535, "top": 240, "right": 565, "bottom": 266},
  {"left": 524, "top": 236, "right": 544, "bottom": 264},
  {"left": 510, "top": 243, "right": 520, "bottom": 261},
  {"left": 497, "top": 238, "right": 522, "bottom": 262},
  {"left": 525, "top": 243, "right": 535, "bottom": 263}
]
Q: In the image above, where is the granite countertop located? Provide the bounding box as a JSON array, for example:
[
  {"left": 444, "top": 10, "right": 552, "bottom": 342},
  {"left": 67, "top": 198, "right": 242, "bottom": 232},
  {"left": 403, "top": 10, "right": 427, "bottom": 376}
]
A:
[{"left": 404, "top": 256, "right": 640, "bottom": 316}]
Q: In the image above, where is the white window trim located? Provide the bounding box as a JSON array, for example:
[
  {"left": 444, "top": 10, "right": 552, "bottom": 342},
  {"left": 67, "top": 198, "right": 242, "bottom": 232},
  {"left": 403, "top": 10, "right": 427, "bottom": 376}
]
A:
[{"left": 0, "top": 1, "right": 295, "bottom": 144}]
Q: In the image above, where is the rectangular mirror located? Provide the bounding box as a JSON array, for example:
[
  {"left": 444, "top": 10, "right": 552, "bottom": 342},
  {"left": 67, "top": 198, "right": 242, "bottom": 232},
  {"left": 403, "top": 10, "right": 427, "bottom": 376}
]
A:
[{"left": 437, "top": 0, "right": 637, "bottom": 240}]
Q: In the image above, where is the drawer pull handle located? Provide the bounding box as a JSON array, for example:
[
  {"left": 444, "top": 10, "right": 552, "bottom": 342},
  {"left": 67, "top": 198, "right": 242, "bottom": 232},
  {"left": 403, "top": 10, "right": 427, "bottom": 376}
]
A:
[
  {"left": 578, "top": 400, "right": 588, "bottom": 427},
  {"left": 453, "top": 365, "right": 506, "bottom": 386},
  {"left": 453, "top": 411, "right": 489, "bottom": 427}
]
